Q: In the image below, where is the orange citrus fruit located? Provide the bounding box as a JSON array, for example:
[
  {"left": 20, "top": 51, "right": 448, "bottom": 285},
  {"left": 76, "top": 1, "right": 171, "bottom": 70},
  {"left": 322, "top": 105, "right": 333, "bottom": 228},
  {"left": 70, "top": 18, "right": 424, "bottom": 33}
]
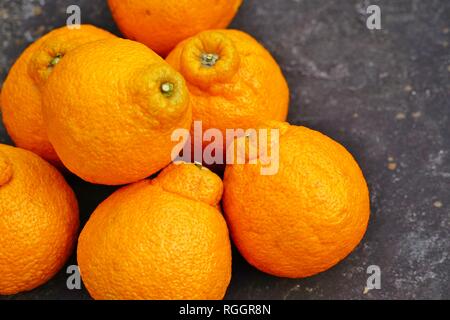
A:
[
  {"left": 166, "top": 29, "right": 289, "bottom": 158},
  {"left": 0, "top": 144, "right": 79, "bottom": 295},
  {"left": 107, "top": 0, "right": 243, "bottom": 56},
  {"left": 41, "top": 38, "right": 191, "bottom": 185},
  {"left": 0, "top": 25, "right": 115, "bottom": 166},
  {"left": 77, "top": 162, "right": 231, "bottom": 300},
  {"left": 223, "top": 122, "right": 370, "bottom": 278}
]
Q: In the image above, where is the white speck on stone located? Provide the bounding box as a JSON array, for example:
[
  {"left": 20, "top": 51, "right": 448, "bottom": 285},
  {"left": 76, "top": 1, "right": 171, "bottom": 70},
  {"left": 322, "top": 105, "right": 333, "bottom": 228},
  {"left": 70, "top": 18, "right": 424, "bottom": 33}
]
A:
[
  {"left": 24, "top": 31, "right": 34, "bottom": 42},
  {"left": 396, "top": 112, "right": 406, "bottom": 120},
  {"left": 433, "top": 201, "right": 443, "bottom": 208},
  {"left": 404, "top": 85, "right": 413, "bottom": 92},
  {"left": 388, "top": 162, "right": 397, "bottom": 171},
  {"left": 283, "top": 284, "right": 302, "bottom": 300},
  {"left": 412, "top": 111, "right": 422, "bottom": 118}
]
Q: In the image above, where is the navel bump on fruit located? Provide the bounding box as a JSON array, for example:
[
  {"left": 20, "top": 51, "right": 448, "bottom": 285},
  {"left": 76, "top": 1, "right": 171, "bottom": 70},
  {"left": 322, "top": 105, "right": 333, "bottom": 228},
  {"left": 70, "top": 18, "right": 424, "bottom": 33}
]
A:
[
  {"left": 107, "top": 0, "right": 243, "bottom": 56},
  {"left": 41, "top": 38, "right": 192, "bottom": 185},
  {"left": 0, "top": 25, "right": 115, "bottom": 166},
  {"left": 0, "top": 144, "right": 79, "bottom": 295},
  {"left": 78, "top": 162, "right": 231, "bottom": 300},
  {"left": 166, "top": 29, "right": 290, "bottom": 161},
  {"left": 223, "top": 122, "right": 370, "bottom": 278}
]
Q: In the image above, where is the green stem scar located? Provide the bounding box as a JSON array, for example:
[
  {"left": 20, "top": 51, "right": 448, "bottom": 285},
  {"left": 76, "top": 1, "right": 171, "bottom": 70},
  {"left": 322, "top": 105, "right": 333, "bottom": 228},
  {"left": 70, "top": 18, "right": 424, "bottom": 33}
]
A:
[
  {"left": 160, "top": 82, "right": 174, "bottom": 97},
  {"left": 48, "top": 53, "right": 63, "bottom": 68},
  {"left": 201, "top": 53, "right": 219, "bottom": 67}
]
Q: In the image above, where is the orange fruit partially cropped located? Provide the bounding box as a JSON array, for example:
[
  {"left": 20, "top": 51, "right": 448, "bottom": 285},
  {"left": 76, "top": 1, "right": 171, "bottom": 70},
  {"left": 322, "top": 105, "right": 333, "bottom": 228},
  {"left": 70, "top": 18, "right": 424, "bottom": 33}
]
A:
[
  {"left": 78, "top": 162, "right": 231, "bottom": 300},
  {"left": 0, "top": 25, "right": 115, "bottom": 166},
  {"left": 223, "top": 122, "right": 370, "bottom": 278},
  {"left": 42, "top": 38, "right": 191, "bottom": 185},
  {"left": 166, "top": 29, "right": 289, "bottom": 159},
  {"left": 0, "top": 144, "right": 79, "bottom": 295},
  {"left": 108, "top": 0, "right": 243, "bottom": 56}
]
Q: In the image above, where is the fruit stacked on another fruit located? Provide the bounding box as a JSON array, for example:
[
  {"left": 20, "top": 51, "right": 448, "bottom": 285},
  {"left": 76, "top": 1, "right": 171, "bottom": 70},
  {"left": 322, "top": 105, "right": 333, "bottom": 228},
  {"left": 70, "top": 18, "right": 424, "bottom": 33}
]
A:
[{"left": 42, "top": 37, "right": 191, "bottom": 185}]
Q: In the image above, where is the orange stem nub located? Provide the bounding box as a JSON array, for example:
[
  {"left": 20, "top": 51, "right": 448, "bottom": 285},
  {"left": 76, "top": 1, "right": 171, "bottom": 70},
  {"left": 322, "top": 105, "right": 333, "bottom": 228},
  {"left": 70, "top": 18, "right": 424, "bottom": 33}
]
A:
[
  {"left": 180, "top": 31, "right": 240, "bottom": 89},
  {"left": 153, "top": 162, "right": 223, "bottom": 206}
]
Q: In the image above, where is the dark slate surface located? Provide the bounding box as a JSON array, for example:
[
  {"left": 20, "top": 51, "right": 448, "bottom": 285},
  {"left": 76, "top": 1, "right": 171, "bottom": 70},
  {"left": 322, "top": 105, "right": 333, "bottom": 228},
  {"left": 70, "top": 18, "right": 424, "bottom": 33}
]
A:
[{"left": 0, "top": 0, "right": 449, "bottom": 300}]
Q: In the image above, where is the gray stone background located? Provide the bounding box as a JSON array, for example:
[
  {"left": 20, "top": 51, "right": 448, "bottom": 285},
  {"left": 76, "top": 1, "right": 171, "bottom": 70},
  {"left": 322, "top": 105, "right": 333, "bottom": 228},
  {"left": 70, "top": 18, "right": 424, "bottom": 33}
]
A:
[{"left": 0, "top": 0, "right": 449, "bottom": 300}]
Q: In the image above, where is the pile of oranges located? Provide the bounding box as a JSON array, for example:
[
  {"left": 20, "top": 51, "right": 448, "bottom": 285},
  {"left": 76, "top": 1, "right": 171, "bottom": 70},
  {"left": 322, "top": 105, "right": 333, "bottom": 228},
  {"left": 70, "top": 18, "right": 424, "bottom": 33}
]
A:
[{"left": 0, "top": 1, "right": 370, "bottom": 299}]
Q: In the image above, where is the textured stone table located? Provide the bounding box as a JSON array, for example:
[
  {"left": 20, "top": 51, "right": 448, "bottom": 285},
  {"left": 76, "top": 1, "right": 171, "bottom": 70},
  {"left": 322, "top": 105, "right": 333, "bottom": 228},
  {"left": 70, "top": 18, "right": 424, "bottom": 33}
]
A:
[{"left": 0, "top": 0, "right": 449, "bottom": 300}]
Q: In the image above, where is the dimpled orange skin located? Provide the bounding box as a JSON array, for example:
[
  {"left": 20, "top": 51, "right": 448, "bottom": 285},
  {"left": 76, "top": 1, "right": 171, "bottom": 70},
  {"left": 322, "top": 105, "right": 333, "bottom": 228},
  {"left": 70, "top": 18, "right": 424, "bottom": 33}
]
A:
[
  {"left": 0, "top": 25, "right": 115, "bottom": 166},
  {"left": 0, "top": 144, "right": 79, "bottom": 295},
  {"left": 77, "top": 163, "right": 231, "bottom": 300},
  {"left": 107, "top": 0, "right": 243, "bottom": 56},
  {"left": 223, "top": 123, "right": 370, "bottom": 278},
  {"left": 166, "top": 29, "right": 289, "bottom": 153},
  {"left": 42, "top": 38, "right": 192, "bottom": 185}
]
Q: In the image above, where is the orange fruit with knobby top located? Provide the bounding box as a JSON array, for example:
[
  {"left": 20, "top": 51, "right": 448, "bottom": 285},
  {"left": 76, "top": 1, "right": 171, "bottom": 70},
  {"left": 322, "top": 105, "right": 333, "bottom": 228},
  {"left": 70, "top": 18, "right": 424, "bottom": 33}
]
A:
[
  {"left": 107, "top": 0, "right": 243, "bottom": 56},
  {"left": 77, "top": 162, "right": 231, "bottom": 300},
  {"left": 166, "top": 29, "right": 289, "bottom": 159},
  {"left": 0, "top": 25, "right": 115, "bottom": 166},
  {"left": 41, "top": 38, "right": 191, "bottom": 185},
  {"left": 223, "top": 122, "right": 370, "bottom": 278},
  {"left": 0, "top": 144, "right": 79, "bottom": 295}
]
